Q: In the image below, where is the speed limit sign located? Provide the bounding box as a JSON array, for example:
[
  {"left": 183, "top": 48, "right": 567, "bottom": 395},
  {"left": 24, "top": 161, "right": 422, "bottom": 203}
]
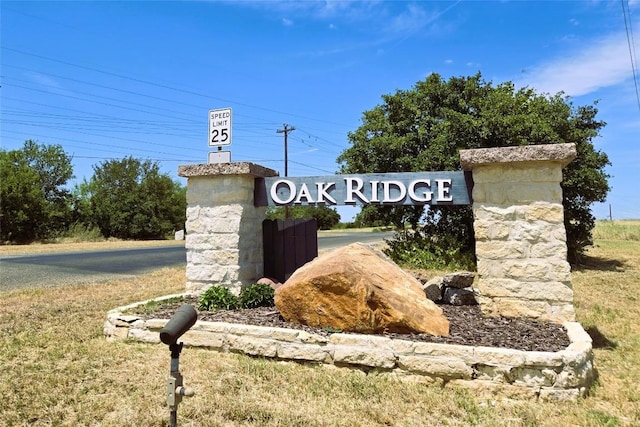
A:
[{"left": 209, "top": 108, "right": 232, "bottom": 146}]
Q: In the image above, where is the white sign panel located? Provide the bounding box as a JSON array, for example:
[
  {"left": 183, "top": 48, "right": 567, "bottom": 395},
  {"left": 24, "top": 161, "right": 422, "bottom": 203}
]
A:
[
  {"left": 208, "top": 150, "right": 232, "bottom": 164},
  {"left": 209, "top": 108, "right": 232, "bottom": 146}
]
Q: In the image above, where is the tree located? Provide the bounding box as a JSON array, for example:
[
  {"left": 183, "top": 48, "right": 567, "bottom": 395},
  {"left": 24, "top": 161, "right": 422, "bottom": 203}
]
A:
[
  {"left": 337, "top": 73, "right": 610, "bottom": 264},
  {"left": 86, "top": 157, "right": 186, "bottom": 239},
  {"left": 266, "top": 205, "right": 341, "bottom": 230},
  {"left": 0, "top": 140, "right": 74, "bottom": 243}
]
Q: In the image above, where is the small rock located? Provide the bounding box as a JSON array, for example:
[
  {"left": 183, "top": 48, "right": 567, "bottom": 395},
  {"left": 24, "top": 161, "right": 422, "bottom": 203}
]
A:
[
  {"left": 442, "top": 287, "right": 477, "bottom": 306},
  {"left": 423, "top": 276, "right": 444, "bottom": 302},
  {"left": 442, "top": 271, "right": 476, "bottom": 289}
]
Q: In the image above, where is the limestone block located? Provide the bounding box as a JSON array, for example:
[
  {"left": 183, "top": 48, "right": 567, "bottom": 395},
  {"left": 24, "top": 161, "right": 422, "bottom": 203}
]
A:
[
  {"left": 295, "top": 330, "right": 330, "bottom": 344},
  {"left": 473, "top": 205, "right": 517, "bottom": 222},
  {"left": 213, "top": 249, "right": 241, "bottom": 266},
  {"left": 510, "top": 221, "right": 548, "bottom": 243},
  {"left": 477, "top": 278, "right": 573, "bottom": 302},
  {"left": 503, "top": 260, "right": 552, "bottom": 281},
  {"left": 530, "top": 241, "right": 568, "bottom": 259},
  {"left": 474, "top": 364, "right": 514, "bottom": 382},
  {"left": 471, "top": 184, "right": 487, "bottom": 203},
  {"left": 186, "top": 233, "right": 240, "bottom": 251},
  {"left": 513, "top": 367, "right": 557, "bottom": 387},
  {"left": 524, "top": 351, "right": 565, "bottom": 367},
  {"left": 226, "top": 323, "right": 275, "bottom": 338},
  {"left": 490, "top": 298, "right": 550, "bottom": 319},
  {"left": 185, "top": 281, "right": 207, "bottom": 294},
  {"left": 397, "top": 355, "right": 473, "bottom": 379},
  {"left": 186, "top": 264, "right": 227, "bottom": 282},
  {"left": 564, "top": 322, "right": 592, "bottom": 346},
  {"left": 476, "top": 241, "right": 529, "bottom": 260},
  {"left": 277, "top": 343, "right": 332, "bottom": 363},
  {"left": 473, "top": 220, "right": 510, "bottom": 240},
  {"left": 476, "top": 259, "right": 504, "bottom": 279},
  {"left": 524, "top": 202, "right": 565, "bottom": 223},
  {"left": 182, "top": 330, "right": 226, "bottom": 349},
  {"left": 192, "top": 322, "right": 229, "bottom": 334},
  {"left": 145, "top": 319, "right": 169, "bottom": 330},
  {"left": 209, "top": 217, "right": 242, "bottom": 233},
  {"left": 474, "top": 347, "right": 527, "bottom": 367},
  {"left": 470, "top": 163, "right": 562, "bottom": 185},
  {"left": 227, "top": 334, "right": 278, "bottom": 357},
  {"left": 388, "top": 338, "right": 416, "bottom": 355},
  {"left": 213, "top": 188, "right": 254, "bottom": 205},
  {"left": 266, "top": 327, "right": 306, "bottom": 342},
  {"left": 548, "top": 261, "right": 572, "bottom": 283},
  {"left": 128, "top": 328, "right": 161, "bottom": 343},
  {"left": 332, "top": 346, "right": 396, "bottom": 369},
  {"left": 329, "top": 333, "right": 393, "bottom": 349},
  {"left": 489, "top": 183, "right": 560, "bottom": 205},
  {"left": 412, "top": 342, "right": 476, "bottom": 363}
]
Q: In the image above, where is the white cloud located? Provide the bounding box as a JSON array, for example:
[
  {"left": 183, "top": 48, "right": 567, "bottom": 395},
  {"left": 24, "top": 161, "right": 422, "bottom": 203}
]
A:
[
  {"left": 516, "top": 25, "right": 637, "bottom": 97},
  {"left": 282, "top": 17, "right": 293, "bottom": 26}
]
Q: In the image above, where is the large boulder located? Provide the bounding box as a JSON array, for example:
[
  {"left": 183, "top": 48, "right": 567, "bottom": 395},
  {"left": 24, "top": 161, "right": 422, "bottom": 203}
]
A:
[{"left": 274, "top": 243, "right": 449, "bottom": 336}]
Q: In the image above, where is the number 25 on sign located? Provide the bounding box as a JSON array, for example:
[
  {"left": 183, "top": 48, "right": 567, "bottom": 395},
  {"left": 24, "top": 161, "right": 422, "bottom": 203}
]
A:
[{"left": 209, "top": 108, "right": 232, "bottom": 146}]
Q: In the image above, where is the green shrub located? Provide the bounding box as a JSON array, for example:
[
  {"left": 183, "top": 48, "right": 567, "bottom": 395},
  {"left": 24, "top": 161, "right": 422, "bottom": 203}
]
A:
[
  {"left": 198, "top": 283, "right": 275, "bottom": 311},
  {"left": 198, "top": 286, "right": 240, "bottom": 310},
  {"left": 384, "top": 228, "right": 475, "bottom": 271},
  {"left": 239, "top": 283, "right": 275, "bottom": 309}
]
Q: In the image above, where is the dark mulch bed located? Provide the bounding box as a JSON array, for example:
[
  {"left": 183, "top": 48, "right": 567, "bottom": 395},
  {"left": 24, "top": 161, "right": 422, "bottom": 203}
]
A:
[{"left": 142, "top": 296, "right": 570, "bottom": 352}]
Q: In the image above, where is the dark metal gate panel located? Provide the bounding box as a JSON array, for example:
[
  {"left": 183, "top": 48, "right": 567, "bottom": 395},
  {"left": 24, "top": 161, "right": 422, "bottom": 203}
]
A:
[{"left": 263, "top": 218, "right": 318, "bottom": 283}]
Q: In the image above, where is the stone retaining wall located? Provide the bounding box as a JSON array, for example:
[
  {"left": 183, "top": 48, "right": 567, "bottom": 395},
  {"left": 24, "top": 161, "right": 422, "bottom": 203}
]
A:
[{"left": 105, "top": 294, "right": 595, "bottom": 402}]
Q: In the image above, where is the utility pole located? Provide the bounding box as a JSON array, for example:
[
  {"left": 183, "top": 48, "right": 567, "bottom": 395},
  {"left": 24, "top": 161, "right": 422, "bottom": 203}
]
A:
[
  {"left": 276, "top": 124, "right": 295, "bottom": 178},
  {"left": 277, "top": 124, "right": 295, "bottom": 219}
]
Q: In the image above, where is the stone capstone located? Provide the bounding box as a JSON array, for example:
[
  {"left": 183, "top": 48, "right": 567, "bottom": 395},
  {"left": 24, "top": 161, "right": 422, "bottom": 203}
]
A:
[{"left": 274, "top": 243, "right": 450, "bottom": 336}]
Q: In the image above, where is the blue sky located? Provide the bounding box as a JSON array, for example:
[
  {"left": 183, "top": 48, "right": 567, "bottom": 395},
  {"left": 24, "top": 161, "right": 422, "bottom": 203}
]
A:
[{"left": 1, "top": 1, "right": 638, "bottom": 220}]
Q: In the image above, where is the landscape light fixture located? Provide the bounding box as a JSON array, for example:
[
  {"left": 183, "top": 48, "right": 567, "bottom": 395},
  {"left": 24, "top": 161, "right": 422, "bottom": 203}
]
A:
[{"left": 159, "top": 304, "right": 197, "bottom": 427}]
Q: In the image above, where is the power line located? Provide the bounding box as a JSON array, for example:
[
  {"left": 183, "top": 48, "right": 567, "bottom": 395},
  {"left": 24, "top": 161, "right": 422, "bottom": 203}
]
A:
[
  {"left": 1, "top": 46, "right": 354, "bottom": 128},
  {"left": 622, "top": 0, "right": 640, "bottom": 113}
]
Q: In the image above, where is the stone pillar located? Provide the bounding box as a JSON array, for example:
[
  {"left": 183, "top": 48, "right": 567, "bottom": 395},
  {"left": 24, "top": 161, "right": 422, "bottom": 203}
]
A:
[
  {"left": 459, "top": 144, "right": 577, "bottom": 323},
  {"left": 178, "top": 162, "right": 279, "bottom": 294}
]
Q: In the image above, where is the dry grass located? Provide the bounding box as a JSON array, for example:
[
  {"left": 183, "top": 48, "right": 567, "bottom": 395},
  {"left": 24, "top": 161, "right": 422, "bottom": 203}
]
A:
[{"left": 1, "top": 224, "right": 640, "bottom": 426}]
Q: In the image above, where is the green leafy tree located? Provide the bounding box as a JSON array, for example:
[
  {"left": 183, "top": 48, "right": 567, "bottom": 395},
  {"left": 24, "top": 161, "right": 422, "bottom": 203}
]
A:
[
  {"left": 86, "top": 157, "right": 186, "bottom": 239},
  {"left": 0, "top": 140, "right": 74, "bottom": 243},
  {"left": 337, "top": 73, "right": 610, "bottom": 264},
  {"left": 266, "top": 205, "right": 340, "bottom": 230}
]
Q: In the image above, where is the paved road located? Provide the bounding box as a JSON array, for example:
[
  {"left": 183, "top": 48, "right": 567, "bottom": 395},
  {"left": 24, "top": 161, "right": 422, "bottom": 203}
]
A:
[
  {"left": 0, "top": 231, "right": 396, "bottom": 291},
  {"left": 0, "top": 246, "right": 186, "bottom": 291}
]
